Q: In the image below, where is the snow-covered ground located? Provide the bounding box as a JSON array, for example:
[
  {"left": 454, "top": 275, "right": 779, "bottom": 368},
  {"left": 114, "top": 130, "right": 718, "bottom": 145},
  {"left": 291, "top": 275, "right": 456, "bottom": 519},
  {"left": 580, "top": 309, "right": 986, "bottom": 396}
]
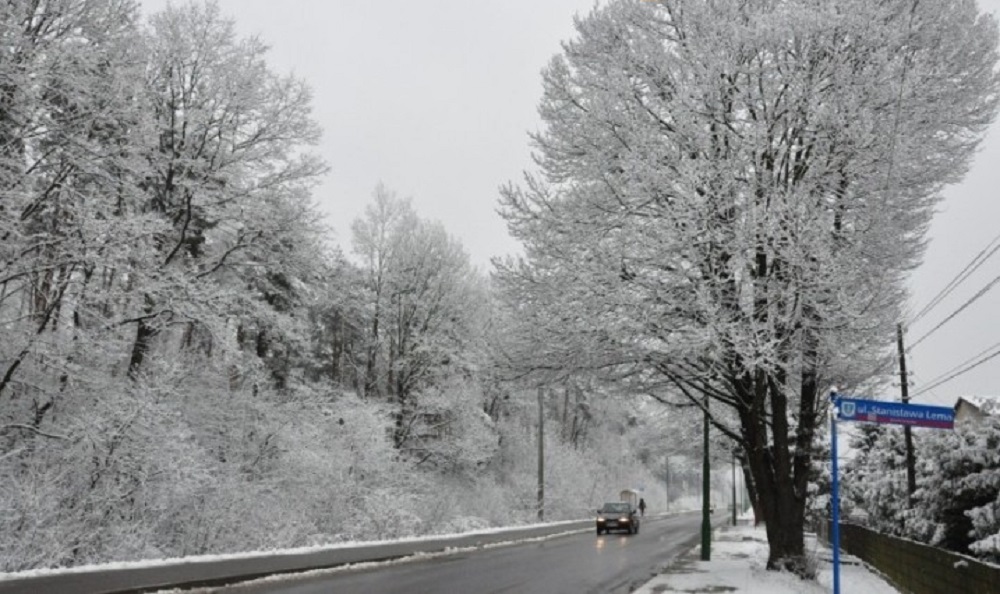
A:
[{"left": 634, "top": 522, "right": 900, "bottom": 594}]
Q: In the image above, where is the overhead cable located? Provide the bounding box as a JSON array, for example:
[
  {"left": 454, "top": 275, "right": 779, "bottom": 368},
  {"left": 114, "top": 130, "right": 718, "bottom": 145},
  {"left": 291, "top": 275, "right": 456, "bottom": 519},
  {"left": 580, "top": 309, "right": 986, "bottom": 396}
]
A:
[
  {"left": 908, "top": 231, "right": 1000, "bottom": 326},
  {"left": 908, "top": 271, "right": 1000, "bottom": 351},
  {"left": 911, "top": 339, "right": 1000, "bottom": 397}
]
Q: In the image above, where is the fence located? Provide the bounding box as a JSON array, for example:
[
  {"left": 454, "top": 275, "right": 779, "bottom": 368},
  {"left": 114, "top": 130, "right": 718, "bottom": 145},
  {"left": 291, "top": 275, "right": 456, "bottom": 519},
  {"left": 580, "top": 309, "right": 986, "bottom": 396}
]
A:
[{"left": 828, "top": 522, "right": 1000, "bottom": 594}]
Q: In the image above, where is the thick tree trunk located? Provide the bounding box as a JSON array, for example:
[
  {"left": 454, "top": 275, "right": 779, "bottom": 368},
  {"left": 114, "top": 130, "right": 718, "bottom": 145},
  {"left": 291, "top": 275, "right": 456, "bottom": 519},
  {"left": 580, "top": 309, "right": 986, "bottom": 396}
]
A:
[
  {"left": 737, "top": 370, "right": 812, "bottom": 575},
  {"left": 756, "top": 456, "right": 807, "bottom": 572}
]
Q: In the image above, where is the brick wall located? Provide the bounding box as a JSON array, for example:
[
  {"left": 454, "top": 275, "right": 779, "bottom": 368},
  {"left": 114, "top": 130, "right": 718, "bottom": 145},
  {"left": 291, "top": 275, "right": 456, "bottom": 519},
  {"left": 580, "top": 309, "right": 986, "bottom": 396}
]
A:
[{"left": 832, "top": 523, "right": 1000, "bottom": 594}]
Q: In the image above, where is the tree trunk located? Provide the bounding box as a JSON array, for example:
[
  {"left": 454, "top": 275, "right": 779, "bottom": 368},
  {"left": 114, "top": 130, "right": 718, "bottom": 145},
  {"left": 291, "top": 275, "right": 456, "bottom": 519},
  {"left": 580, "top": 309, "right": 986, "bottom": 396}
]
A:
[
  {"left": 330, "top": 313, "right": 344, "bottom": 382},
  {"left": 755, "top": 455, "right": 807, "bottom": 572},
  {"left": 738, "top": 455, "right": 760, "bottom": 524},
  {"left": 127, "top": 319, "right": 155, "bottom": 380},
  {"left": 737, "top": 372, "right": 812, "bottom": 575},
  {"left": 561, "top": 385, "right": 569, "bottom": 440},
  {"left": 364, "top": 311, "right": 379, "bottom": 398}
]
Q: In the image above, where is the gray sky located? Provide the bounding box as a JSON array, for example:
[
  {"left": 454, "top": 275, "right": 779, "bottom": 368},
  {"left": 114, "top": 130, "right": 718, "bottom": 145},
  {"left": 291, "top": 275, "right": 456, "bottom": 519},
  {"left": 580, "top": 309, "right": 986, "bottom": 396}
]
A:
[
  {"left": 141, "top": 0, "right": 1000, "bottom": 405},
  {"left": 903, "top": 0, "right": 1000, "bottom": 406},
  {"left": 139, "top": 0, "right": 595, "bottom": 269}
]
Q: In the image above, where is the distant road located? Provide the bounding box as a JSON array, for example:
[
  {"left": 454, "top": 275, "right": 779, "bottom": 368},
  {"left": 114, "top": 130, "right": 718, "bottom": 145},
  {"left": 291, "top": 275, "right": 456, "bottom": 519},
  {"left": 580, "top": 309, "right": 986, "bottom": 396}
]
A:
[{"left": 212, "top": 511, "right": 705, "bottom": 594}]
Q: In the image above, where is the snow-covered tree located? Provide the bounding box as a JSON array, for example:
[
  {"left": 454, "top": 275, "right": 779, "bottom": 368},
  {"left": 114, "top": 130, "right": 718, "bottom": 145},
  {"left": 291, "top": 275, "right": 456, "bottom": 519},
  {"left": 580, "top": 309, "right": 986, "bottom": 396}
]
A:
[
  {"left": 842, "top": 417, "right": 1000, "bottom": 563},
  {"left": 351, "top": 185, "right": 489, "bottom": 449},
  {"left": 909, "top": 419, "right": 1000, "bottom": 557},
  {"left": 350, "top": 184, "right": 413, "bottom": 398},
  {"left": 1, "top": 0, "right": 333, "bottom": 569},
  {"left": 0, "top": 0, "right": 147, "bottom": 400},
  {"left": 127, "top": 0, "right": 327, "bottom": 380},
  {"left": 496, "top": 0, "right": 999, "bottom": 572},
  {"left": 968, "top": 490, "right": 1000, "bottom": 563},
  {"left": 843, "top": 424, "right": 909, "bottom": 535}
]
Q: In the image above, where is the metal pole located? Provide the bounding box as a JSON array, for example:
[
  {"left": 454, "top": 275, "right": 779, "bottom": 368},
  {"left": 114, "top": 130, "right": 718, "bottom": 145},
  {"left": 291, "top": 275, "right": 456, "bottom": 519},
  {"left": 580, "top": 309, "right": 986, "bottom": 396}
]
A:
[
  {"left": 665, "top": 456, "right": 670, "bottom": 513},
  {"left": 739, "top": 468, "right": 744, "bottom": 512},
  {"left": 830, "top": 393, "right": 841, "bottom": 594},
  {"left": 701, "top": 393, "right": 711, "bottom": 560},
  {"left": 537, "top": 387, "right": 544, "bottom": 521},
  {"left": 731, "top": 451, "right": 737, "bottom": 526}
]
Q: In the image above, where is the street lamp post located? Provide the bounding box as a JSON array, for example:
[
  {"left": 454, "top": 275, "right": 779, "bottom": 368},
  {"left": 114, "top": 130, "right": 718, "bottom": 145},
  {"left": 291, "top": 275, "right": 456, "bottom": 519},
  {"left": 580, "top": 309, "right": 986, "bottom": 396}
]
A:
[
  {"left": 701, "top": 393, "right": 711, "bottom": 560},
  {"left": 731, "top": 451, "right": 737, "bottom": 526},
  {"left": 537, "top": 387, "right": 544, "bottom": 521},
  {"left": 664, "top": 456, "right": 670, "bottom": 513}
]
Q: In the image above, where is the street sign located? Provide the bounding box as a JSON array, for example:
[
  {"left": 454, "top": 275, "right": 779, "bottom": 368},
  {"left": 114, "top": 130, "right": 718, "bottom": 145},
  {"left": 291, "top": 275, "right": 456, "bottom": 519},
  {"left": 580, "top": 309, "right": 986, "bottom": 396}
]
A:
[
  {"left": 829, "top": 393, "right": 955, "bottom": 594},
  {"left": 836, "top": 396, "right": 954, "bottom": 429}
]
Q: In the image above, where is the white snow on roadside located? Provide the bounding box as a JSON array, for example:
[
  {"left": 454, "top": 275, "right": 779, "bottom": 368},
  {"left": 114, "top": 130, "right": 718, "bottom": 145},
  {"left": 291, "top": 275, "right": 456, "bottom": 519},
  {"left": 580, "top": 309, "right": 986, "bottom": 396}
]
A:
[{"left": 633, "top": 523, "right": 900, "bottom": 594}]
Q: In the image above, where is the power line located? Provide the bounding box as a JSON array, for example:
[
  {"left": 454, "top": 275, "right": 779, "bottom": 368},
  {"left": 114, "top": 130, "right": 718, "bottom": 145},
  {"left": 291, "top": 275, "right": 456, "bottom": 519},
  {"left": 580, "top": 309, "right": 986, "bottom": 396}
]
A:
[
  {"left": 911, "top": 339, "right": 1000, "bottom": 397},
  {"left": 913, "top": 338, "right": 1000, "bottom": 392},
  {"left": 908, "top": 230, "right": 1000, "bottom": 326},
  {"left": 912, "top": 348, "right": 1000, "bottom": 397},
  {"left": 908, "top": 271, "right": 1000, "bottom": 351}
]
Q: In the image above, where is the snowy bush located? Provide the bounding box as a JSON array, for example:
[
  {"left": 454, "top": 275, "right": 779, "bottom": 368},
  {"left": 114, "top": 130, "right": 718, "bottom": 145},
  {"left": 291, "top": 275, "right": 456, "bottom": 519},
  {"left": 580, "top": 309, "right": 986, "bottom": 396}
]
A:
[
  {"left": 967, "top": 496, "right": 1000, "bottom": 563},
  {"left": 845, "top": 417, "right": 1000, "bottom": 562},
  {"left": 842, "top": 424, "right": 909, "bottom": 536},
  {"left": 907, "top": 418, "right": 1000, "bottom": 555}
]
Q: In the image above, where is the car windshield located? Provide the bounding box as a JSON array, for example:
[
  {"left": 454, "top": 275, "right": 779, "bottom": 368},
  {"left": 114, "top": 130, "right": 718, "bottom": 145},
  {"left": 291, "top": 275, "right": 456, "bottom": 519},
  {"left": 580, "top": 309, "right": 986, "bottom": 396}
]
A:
[{"left": 599, "top": 503, "right": 630, "bottom": 514}]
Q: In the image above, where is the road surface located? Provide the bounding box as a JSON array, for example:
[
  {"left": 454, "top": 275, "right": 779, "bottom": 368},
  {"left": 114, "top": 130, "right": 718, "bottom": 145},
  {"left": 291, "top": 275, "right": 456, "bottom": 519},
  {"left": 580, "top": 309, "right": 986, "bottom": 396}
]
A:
[{"left": 204, "top": 511, "right": 706, "bottom": 594}]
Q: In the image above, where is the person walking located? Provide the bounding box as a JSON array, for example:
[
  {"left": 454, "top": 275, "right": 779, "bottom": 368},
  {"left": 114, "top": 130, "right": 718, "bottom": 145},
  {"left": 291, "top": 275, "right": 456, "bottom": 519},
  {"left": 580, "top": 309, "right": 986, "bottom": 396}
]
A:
[{"left": 638, "top": 497, "right": 646, "bottom": 516}]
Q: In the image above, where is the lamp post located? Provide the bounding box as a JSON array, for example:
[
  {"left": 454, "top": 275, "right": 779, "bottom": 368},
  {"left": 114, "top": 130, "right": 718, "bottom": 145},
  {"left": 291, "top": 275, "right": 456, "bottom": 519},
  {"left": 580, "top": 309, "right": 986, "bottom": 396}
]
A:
[
  {"left": 731, "top": 451, "right": 738, "bottom": 526},
  {"left": 537, "top": 387, "right": 544, "bottom": 521},
  {"left": 665, "top": 455, "right": 670, "bottom": 512},
  {"left": 701, "top": 393, "right": 711, "bottom": 560}
]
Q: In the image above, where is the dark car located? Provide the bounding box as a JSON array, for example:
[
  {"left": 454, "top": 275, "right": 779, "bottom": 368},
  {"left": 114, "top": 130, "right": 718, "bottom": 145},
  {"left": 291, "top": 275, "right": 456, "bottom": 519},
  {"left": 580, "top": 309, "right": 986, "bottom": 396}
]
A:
[{"left": 596, "top": 501, "right": 640, "bottom": 535}]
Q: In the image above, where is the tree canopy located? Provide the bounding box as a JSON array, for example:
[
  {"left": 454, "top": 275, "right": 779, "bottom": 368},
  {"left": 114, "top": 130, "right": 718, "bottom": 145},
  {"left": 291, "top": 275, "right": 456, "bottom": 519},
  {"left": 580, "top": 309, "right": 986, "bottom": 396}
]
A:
[{"left": 497, "top": 0, "right": 999, "bottom": 571}]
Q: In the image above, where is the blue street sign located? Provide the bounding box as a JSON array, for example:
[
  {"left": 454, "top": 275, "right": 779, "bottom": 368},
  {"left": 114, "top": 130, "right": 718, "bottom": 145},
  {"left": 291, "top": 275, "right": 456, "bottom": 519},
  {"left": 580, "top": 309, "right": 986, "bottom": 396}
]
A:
[
  {"left": 829, "top": 393, "right": 955, "bottom": 594},
  {"left": 836, "top": 396, "right": 954, "bottom": 429}
]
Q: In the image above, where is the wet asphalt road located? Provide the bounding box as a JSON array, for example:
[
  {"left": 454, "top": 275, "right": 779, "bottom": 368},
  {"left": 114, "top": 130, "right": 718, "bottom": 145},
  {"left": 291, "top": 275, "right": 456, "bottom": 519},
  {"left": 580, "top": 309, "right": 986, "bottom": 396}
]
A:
[{"left": 203, "top": 511, "right": 706, "bottom": 594}]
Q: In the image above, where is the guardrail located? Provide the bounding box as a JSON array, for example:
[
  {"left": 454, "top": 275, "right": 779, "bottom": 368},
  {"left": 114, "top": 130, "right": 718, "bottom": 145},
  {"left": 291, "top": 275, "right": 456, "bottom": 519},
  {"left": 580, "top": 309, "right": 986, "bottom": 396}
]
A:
[{"left": 0, "top": 519, "right": 598, "bottom": 594}]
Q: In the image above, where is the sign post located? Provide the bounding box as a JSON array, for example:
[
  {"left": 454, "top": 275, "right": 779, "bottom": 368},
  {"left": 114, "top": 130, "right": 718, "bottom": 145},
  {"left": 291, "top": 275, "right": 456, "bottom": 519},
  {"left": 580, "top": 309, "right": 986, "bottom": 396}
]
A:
[
  {"left": 828, "top": 393, "right": 954, "bottom": 594},
  {"left": 829, "top": 397, "right": 841, "bottom": 594}
]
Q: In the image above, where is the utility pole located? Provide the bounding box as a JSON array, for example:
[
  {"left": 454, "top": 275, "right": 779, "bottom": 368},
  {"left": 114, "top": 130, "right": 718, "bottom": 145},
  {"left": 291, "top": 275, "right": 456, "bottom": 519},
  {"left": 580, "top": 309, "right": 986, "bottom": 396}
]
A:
[
  {"left": 701, "top": 393, "right": 711, "bottom": 560},
  {"left": 537, "top": 387, "right": 545, "bottom": 521},
  {"left": 897, "top": 323, "right": 916, "bottom": 503}
]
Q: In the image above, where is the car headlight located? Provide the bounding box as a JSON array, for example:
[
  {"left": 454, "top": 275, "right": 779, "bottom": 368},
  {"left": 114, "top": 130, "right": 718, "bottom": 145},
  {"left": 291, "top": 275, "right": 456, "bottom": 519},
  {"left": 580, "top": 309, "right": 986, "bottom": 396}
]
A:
[
  {"left": 620, "top": 516, "right": 630, "bottom": 522},
  {"left": 597, "top": 516, "right": 605, "bottom": 522}
]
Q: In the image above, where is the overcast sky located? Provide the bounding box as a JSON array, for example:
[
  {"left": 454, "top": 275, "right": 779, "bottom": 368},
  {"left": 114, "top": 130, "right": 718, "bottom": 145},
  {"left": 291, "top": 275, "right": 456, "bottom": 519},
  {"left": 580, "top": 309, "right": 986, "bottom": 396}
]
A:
[{"left": 141, "top": 0, "right": 1000, "bottom": 405}]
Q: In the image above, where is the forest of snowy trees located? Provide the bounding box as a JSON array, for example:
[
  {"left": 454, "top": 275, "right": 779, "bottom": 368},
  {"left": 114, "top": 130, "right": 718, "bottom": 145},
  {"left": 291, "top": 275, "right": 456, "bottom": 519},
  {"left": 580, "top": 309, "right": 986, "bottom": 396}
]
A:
[
  {"left": 0, "top": 0, "right": 715, "bottom": 571},
  {"left": 4, "top": 0, "right": 1000, "bottom": 578}
]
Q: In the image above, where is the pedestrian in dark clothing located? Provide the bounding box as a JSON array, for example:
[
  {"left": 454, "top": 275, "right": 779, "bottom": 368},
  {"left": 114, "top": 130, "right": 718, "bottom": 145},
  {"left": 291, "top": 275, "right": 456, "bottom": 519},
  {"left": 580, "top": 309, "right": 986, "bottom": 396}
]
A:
[{"left": 638, "top": 498, "right": 646, "bottom": 516}]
